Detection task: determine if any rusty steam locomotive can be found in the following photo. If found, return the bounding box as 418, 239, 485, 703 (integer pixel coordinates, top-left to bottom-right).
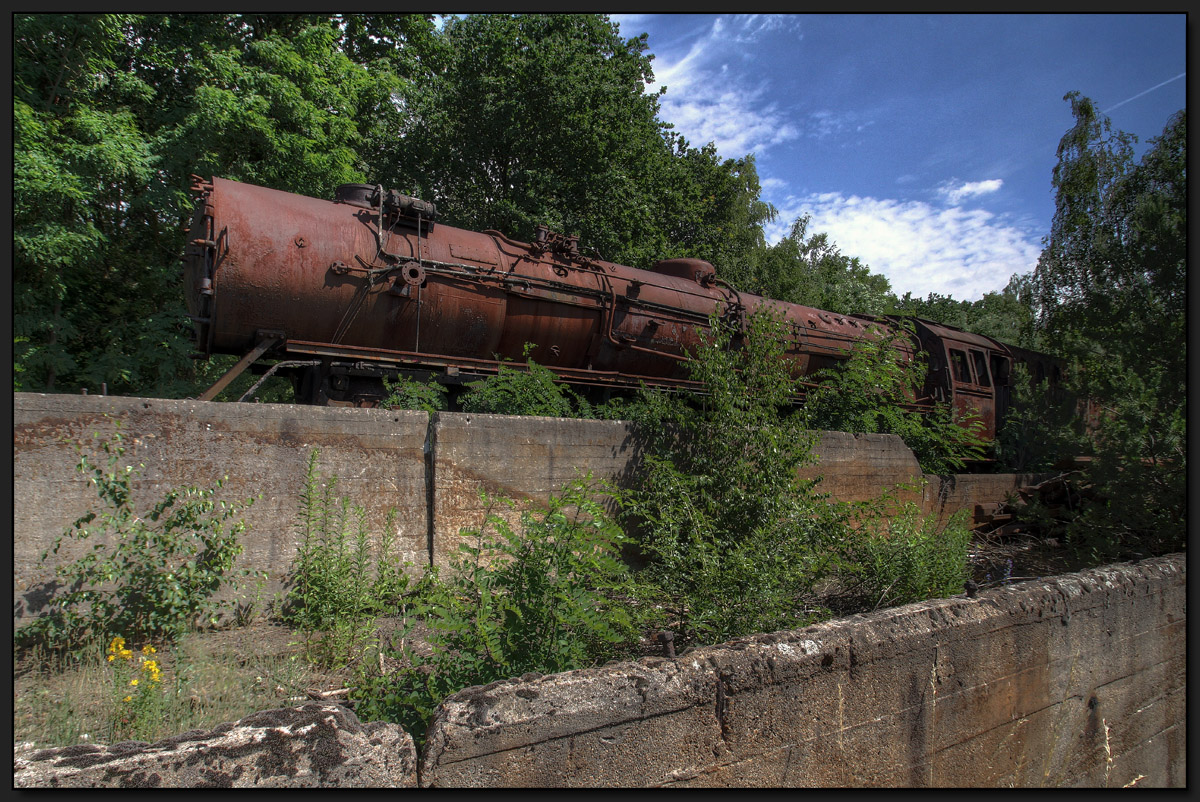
183, 177, 1060, 440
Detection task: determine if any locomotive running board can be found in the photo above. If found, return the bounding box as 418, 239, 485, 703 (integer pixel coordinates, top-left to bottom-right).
281, 339, 708, 393
197, 332, 284, 402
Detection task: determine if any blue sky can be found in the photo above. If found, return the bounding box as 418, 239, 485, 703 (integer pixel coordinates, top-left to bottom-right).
608, 14, 1187, 301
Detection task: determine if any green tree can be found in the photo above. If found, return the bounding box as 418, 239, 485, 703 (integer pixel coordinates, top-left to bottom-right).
617, 312, 845, 645
891, 277, 1038, 350
652, 139, 778, 280
389, 14, 669, 263
1029, 93, 1185, 562
13, 13, 423, 398
892, 291, 972, 331
964, 276, 1039, 349
385, 14, 778, 275
14, 14, 157, 393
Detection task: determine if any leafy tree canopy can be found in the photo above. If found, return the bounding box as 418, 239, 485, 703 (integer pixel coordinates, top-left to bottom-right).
1023, 93, 1185, 561
756, 214, 893, 316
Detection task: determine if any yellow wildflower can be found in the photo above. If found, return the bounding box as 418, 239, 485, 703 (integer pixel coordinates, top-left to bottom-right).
108, 637, 125, 654
142, 645, 156, 655
107, 655, 116, 662
129, 679, 138, 686
122, 696, 133, 703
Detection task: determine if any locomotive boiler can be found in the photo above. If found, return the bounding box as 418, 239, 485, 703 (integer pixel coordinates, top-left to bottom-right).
183, 177, 1059, 440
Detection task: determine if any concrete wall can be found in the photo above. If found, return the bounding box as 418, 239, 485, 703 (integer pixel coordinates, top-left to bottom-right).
13, 393, 1038, 622
427, 412, 643, 571
419, 554, 1185, 787
797, 430, 924, 500
12, 395, 1184, 787
13, 394, 429, 621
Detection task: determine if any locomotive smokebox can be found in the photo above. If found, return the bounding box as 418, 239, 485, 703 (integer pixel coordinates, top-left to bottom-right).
183, 177, 457, 361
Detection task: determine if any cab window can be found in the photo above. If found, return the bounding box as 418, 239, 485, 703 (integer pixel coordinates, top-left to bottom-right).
949, 349, 972, 383
970, 350, 991, 387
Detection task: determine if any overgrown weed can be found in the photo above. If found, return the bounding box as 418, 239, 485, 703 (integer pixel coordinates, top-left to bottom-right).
282, 451, 415, 669
15, 424, 256, 656
802, 320, 988, 474
13, 626, 319, 748
351, 478, 641, 747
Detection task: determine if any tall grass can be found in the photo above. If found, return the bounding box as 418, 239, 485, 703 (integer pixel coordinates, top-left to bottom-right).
13, 630, 319, 748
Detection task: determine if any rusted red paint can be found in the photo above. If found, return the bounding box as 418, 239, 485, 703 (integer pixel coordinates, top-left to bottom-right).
184, 178, 1060, 438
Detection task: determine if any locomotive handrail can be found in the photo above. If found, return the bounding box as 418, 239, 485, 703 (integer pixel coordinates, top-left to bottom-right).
330, 250, 884, 362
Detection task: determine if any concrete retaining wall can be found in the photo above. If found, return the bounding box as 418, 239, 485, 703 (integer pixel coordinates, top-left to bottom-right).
419, 554, 1186, 787
11, 394, 1184, 786
427, 412, 643, 571
13, 393, 1038, 622
797, 430, 924, 500
13, 394, 429, 621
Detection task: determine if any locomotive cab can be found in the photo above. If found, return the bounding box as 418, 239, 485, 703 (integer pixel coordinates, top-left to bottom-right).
902, 317, 1012, 441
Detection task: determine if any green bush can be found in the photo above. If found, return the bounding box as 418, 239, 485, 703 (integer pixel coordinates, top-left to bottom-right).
282, 451, 410, 668
993, 363, 1091, 472
380, 374, 449, 414
616, 311, 848, 646
459, 345, 594, 418
16, 427, 254, 654
614, 310, 980, 646
802, 322, 987, 474
994, 361, 1184, 565
1061, 388, 1184, 565
352, 478, 639, 746
834, 503, 973, 611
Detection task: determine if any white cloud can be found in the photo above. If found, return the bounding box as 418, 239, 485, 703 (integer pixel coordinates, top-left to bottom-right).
939, 179, 1004, 204
806, 109, 869, 141
618, 15, 1039, 300
608, 14, 652, 34
764, 192, 1042, 300
728, 14, 799, 43
646, 16, 803, 157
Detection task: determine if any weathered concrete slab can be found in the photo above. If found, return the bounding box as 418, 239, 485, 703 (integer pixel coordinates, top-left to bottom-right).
799, 430, 925, 502
13, 394, 429, 623
420, 555, 1185, 788
12, 393, 1065, 626
922, 472, 1044, 528
427, 412, 643, 570
13, 703, 417, 788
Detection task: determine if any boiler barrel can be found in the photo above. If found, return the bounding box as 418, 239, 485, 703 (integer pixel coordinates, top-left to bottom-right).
183, 177, 895, 384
